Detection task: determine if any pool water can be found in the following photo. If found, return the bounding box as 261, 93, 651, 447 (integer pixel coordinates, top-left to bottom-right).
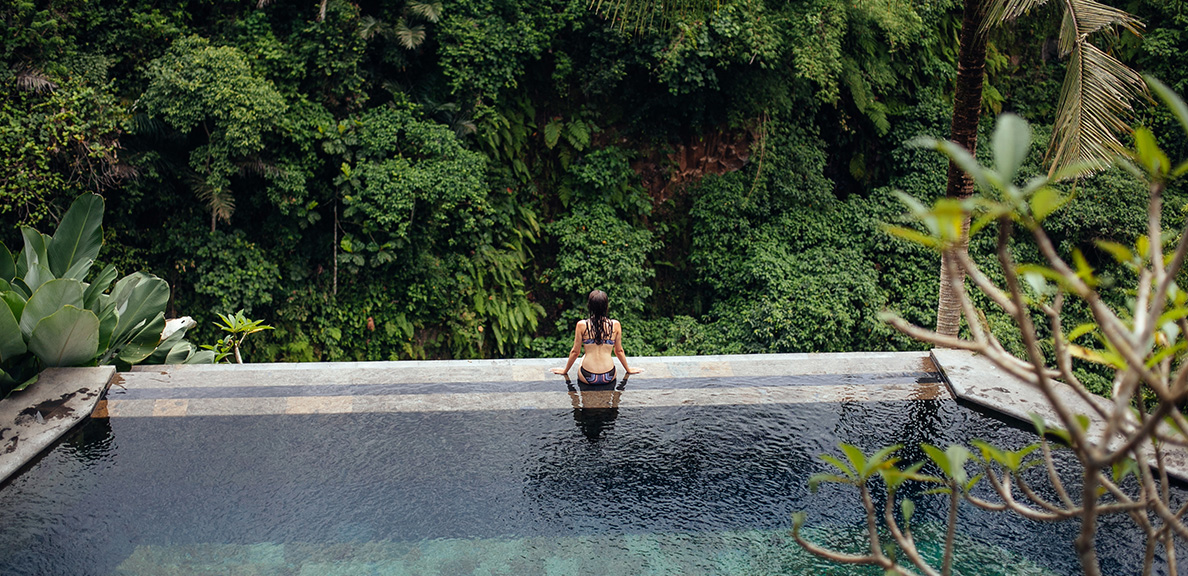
0, 375, 1178, 575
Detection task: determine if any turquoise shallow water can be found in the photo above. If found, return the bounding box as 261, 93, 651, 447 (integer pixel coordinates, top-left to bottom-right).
0, 386, 1180, 575
110, 526, 1057, 575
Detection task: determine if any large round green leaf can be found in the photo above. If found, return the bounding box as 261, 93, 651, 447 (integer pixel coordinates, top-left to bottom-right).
0, 300, 26, 362
19, 278, 85, 339
48, 193, 104, 278
28, 305, 100, 367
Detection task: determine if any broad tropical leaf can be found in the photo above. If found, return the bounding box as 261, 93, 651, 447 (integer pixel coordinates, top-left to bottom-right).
22, 263, 53, 294
28, 306, 100, 367
20, 228, 49, 272
116, 312, 166, 365
0, 301, 26, 362
47, 193, 104, 278
110, 273, 170, 346
1, 290, 24, 322
1147, 75, 1188, 138
83, 264, 118, 309
19, 278, 85, 339
0, 246, 14, 282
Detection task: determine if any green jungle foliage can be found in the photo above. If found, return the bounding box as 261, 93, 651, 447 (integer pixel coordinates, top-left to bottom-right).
2, 0, 1185, 362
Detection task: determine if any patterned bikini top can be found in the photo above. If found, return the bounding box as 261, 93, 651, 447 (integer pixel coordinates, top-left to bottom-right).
582, 319, 615, 345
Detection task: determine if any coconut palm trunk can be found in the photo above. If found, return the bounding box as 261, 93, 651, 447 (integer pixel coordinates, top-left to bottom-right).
936, 0, 989, 338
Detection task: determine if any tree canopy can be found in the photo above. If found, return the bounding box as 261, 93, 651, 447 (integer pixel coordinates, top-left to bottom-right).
1, 0, 1183, 364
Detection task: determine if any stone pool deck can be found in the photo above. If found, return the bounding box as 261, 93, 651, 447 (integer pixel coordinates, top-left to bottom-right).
97, 351, 944, 418
3, 349, 1187, 484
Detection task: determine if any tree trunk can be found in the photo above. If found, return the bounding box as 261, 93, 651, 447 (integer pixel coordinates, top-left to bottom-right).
936, 0, 989, 338
332, 199, 338, 296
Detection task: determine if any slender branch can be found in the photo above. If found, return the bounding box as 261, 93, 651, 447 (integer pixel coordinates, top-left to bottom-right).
943, 487, 958, 576
1076, 465, 1104, 576
882, 491, 942, 576
983, 468, 1066, 521
1039, 436, 1075, 509
955, 249, 1018, 315
1014, 472, 1078, 517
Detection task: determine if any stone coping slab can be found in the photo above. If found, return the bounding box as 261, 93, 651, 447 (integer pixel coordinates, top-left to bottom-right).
931, 348, 1188, 482
0, 366, 114, 486
98, 381, 949, 417
106, 351, 943, 417
123, 351, 937, 388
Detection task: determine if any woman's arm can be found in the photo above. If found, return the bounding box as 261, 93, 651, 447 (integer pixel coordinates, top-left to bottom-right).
552, 321, 583, 375
613, 321, 642, 374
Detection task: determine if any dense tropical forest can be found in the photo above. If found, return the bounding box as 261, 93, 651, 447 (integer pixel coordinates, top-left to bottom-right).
3, 0, 1187, 368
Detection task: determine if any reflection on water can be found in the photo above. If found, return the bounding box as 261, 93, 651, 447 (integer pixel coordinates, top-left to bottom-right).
0, 377, 1184, 575
566, 373, 630, 442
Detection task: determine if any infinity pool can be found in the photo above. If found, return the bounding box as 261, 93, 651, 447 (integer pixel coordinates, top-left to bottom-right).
0, 370, 1178, 575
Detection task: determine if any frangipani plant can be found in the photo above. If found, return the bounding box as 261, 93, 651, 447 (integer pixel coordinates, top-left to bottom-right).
795, 78, 1188, 576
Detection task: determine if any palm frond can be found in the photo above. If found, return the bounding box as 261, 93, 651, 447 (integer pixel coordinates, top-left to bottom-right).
358, 15, 385, 40
189, 174, 236, 225
588, 0, 716, 34
983, 0, 1049, 30
1047, 41, 1146, 175
394, 19, 426, 50
407, 1, 443, 23
1059, 0, 1142, 54
14, 68, 57, 93
236, 157, 280, 178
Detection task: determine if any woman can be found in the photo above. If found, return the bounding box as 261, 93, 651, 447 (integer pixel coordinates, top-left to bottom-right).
552, 290, 642, 384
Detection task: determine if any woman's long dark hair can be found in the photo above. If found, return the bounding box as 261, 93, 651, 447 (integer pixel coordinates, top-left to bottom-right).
586, 290, 611, 343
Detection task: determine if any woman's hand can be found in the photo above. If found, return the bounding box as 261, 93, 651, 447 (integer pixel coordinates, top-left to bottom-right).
625, 367, 643, 374
551, 368, 568, 375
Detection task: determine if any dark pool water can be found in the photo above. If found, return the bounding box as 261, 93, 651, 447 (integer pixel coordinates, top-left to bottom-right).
0, 390, 1181, 575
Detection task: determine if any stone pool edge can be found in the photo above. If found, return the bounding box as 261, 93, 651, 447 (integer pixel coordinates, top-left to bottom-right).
0, 366, 115, 486
931, 348, 1188, 483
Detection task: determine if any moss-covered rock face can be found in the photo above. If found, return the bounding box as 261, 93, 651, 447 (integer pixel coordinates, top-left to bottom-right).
1, 0, 1181, 361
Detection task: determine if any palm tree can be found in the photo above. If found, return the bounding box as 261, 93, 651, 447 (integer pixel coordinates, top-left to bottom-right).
935, 0, 1146, 337
586, 0, 1145, 337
